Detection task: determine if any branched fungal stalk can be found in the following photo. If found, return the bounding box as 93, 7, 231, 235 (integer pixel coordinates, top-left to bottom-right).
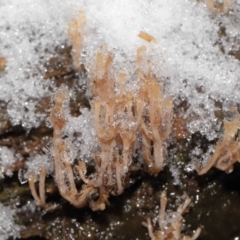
67, 11, 85, 71
27, 166, 47, 208
50, 85, 106, 210
142, 190, 201, 240
198, 116, 240, 175
136, 47, 173, 175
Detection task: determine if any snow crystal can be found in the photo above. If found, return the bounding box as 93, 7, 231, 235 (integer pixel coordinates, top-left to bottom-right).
65, 108, 98, 160
0, 203, 22, 239
0, 0, 82, 129
0, 146, 19, 178
169, 164, 181, 186
189, 145, 215, 170
26, 154, 53, 176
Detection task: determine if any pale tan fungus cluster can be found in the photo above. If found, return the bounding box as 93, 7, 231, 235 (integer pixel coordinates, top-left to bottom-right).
68, 11, 173, 178
50, 87, 104, 210
26, 11, 173, 211
142, 191, 201, 240
198, 116, 240, 175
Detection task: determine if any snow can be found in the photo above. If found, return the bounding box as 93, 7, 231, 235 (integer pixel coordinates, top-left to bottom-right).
0, 147, 20, 178
0, 203, 22, 239
1, 0, 240, 136
65, 108, 98, 160
1, 1, 240, 236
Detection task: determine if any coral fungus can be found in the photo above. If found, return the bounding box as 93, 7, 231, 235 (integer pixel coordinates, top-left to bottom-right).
27, 11, 173, 210
198, 116, 240, 175
142, 191, 201, 240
